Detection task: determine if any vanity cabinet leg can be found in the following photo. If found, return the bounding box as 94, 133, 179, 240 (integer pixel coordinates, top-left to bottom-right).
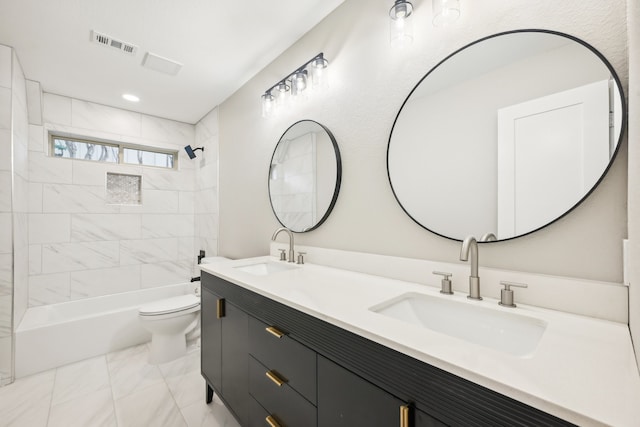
206, 384, 214, 404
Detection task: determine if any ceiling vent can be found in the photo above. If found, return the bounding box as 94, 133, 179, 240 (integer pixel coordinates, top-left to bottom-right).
91, 30, 138, 56
142, 52, 182, 76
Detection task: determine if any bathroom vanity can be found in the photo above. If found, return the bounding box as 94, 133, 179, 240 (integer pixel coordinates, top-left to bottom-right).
199, 257, 640, 426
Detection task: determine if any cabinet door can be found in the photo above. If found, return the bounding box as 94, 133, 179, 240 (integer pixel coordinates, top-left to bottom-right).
318, 356, 409, 427
222, 301, 250, 426
415, 409, 447, 427
201, 288, 222, 392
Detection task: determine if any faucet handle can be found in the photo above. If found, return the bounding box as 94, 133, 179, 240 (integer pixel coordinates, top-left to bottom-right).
499, 281, 528, 308
433, 271, 453, 295
278, 249, 287, 261
296, 252, 306, 265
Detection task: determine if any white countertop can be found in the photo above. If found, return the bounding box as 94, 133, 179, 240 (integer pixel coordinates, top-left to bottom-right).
201, 256, 640, 426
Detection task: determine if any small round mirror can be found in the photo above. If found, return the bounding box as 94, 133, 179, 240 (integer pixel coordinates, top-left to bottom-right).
269, 120, 341, 232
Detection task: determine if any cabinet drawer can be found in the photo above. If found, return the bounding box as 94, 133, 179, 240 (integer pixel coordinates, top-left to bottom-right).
248, 397, 273, 427
249, 316, 317, 404
249, 355, 317, 427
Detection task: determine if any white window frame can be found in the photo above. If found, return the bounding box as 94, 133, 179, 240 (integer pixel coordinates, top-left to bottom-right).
49, 133, 179, 170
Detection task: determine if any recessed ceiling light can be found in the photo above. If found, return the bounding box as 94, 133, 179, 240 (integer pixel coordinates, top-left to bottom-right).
122, 93, 140, 102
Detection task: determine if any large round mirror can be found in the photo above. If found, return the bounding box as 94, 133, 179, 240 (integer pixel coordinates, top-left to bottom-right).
388, 30, 626, 242
269, 120, 341, 232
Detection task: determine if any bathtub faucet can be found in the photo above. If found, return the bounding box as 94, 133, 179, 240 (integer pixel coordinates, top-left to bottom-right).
190, 276, 200, 282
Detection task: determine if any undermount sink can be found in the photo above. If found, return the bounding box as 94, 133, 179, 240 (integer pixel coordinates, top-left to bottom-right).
234, 261, 299, 276
370, 292, 546, 357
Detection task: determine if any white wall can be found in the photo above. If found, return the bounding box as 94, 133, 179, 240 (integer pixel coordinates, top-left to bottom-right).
627, 0, 640, 368
27, 93, 199, 305
218, 0, 627, 283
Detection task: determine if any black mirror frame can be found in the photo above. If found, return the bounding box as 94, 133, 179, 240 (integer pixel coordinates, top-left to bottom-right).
268, 119, 342, 233
386, 28, 627, 243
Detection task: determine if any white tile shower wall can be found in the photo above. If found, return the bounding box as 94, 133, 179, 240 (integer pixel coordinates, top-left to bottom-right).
194, 107, 220, 268
0, 45, 12, 384
0, 45, 30, 384
27, 93, 200, 307
25, 80, 42, 126
12, 51, 30, 375
0, 254, 11, 295
70, 265, 140, 299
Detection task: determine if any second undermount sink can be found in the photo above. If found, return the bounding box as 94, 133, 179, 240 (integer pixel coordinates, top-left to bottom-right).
370, 292, 547, 357
234, 261, 299, 276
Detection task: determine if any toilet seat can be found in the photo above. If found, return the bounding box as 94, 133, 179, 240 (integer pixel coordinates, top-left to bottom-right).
139, 294, 200, 316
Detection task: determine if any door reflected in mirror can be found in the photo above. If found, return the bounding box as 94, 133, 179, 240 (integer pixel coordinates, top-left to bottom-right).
269, 120, 341, 232
387, 30, 625, 241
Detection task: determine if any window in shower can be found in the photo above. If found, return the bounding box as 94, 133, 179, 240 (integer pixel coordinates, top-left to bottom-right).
51, 135, 119, 162
50, 134, 178, 169
123, 147, 174, 168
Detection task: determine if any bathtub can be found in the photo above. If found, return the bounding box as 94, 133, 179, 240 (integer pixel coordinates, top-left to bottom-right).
15, 283, 196, 378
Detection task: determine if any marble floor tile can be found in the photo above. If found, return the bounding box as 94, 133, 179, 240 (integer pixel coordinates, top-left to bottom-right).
0, 370, 55, 427
114, 381, 187, 427
48, 388, 116, 427
106, 343, 164, 399
159, 349, 200, 378
165, 369, 205, 410
105, 341, 149, 363
0, 342, 238, 427
180, 395, 241, 427
160, 350, 203, 408
51, 355, 111, 405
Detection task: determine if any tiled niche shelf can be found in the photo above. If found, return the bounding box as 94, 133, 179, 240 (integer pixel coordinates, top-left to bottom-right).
106, 172, 142, 205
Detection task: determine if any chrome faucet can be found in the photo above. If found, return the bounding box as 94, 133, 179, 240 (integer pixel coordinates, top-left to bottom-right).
460, 235, 481, 300
479, 232, 497, 242
271, 227, 295, 263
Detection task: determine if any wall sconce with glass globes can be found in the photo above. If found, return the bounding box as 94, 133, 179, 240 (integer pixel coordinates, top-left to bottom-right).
432, 0, 460, 26
261, 53, 329, 118
389, 0, 414, 49
389, 0, 461, 48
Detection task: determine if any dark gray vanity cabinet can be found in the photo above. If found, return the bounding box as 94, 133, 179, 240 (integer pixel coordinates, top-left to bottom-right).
318, 355, 411, 427
201, 288, 222, 392
317, 356, 445, 427
248, 316, 317, 427
221, 299, 250, 425
201, 287, 249, 426
201, 271, 575, 427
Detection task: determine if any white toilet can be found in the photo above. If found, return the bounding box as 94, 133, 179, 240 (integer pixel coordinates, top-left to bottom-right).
138, 294, 200, 364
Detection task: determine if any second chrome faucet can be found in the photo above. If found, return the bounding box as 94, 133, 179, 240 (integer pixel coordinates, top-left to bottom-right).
460, 235, 481, 300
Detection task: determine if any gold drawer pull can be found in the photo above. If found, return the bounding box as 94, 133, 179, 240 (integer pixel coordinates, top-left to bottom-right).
265, 326, 284, 338
266, 415, 281, 427
400, 405, 410, 427
265, 370, 285, 387
216, 299, 225, 318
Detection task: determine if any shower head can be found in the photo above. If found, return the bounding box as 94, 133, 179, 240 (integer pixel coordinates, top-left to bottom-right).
184, 145, 204, 159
